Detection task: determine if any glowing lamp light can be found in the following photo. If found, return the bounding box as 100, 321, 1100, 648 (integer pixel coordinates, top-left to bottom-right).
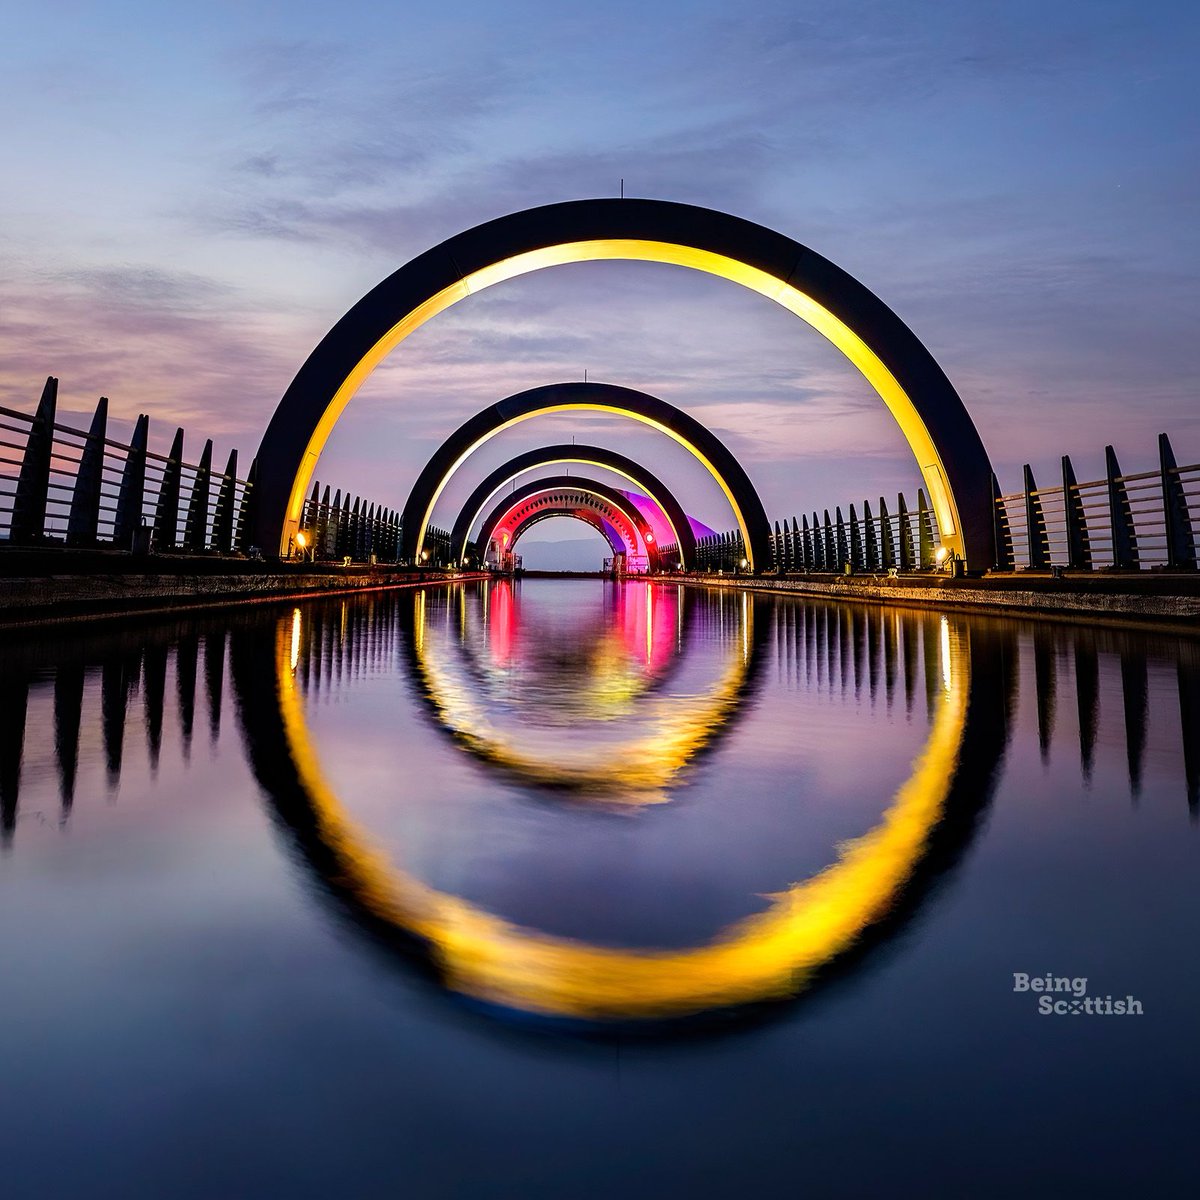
295, 531, 308, 548
740, 558, 748, 569
935, 546, 950, 565
420, 549, 429, 561
645, 531, 655, 544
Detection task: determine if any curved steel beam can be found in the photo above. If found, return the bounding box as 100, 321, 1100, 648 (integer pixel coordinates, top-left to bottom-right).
399, 382, 768, 569
500, 506, 628, 558
449, 443, 697, 567
252, 198, 994, 569
478, 475, 663, 570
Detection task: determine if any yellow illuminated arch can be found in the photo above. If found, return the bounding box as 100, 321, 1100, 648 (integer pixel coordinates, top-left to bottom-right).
254, 201, 995, 570
417, 400, 741, 566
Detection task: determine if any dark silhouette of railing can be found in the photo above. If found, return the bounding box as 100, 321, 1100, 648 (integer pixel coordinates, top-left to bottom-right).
992, 433, 1198, 571
764, 490, 942, 574
0, 378, 402, 562
698, 491, 942, 575
0, 379, 255, 552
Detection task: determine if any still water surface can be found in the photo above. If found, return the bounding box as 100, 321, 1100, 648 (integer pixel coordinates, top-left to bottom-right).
1, 580, 1196, 1196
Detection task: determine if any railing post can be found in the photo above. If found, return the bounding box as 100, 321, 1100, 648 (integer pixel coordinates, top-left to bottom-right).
183, 438, 213, 552
67, 396, 108, 547
991, 472, 1014, 571
1106, 445, 1139, 569
330, 489, 343, 559
1062, 454, 1091, 570
878, 496, 895, 570
834, 507, 848, 570
798, 514, 809, 569
1023, 465, 1049, 569
790, 517, 800, 571
863, 499, 877, 569
114, 414, 149, 550
917, 487, 935, 569
236, 457, 258, 554
10, 376, 58, 543
302, 481, 320, 539
337, 493, 351, 559
1160, 432, 1196, 569
154, 427, 184, 552
211, 449, 238, 553
897, 493, 913, 570
849, 504, 864, 570
318, 486, 332, 558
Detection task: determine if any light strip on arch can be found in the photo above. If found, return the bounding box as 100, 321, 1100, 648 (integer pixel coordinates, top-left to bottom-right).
272, 238, 971, 564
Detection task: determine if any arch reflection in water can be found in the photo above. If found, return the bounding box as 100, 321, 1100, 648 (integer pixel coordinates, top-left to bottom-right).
3, 594, 1198, 1029
231, 588, 1004, 1025
397, 581, 765, 799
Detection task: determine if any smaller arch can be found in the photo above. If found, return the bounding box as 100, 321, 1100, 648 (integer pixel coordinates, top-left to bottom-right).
478, 476, 663, 571
450, 443, 698, 567
400, 382, 771, 570
502, 507, 629, 559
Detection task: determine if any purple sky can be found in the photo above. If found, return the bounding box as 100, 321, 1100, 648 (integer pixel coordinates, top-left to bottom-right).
2, 0, 1197, 553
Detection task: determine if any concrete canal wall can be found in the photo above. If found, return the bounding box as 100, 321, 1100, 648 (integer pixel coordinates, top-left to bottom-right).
0, 549, 485, 628
661, 570, 1200, 629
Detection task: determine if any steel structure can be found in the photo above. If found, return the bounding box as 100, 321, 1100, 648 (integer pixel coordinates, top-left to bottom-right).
251, 198, 993, 569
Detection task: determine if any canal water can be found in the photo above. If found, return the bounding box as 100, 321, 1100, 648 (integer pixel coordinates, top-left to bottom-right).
1, 580, 1195, 1197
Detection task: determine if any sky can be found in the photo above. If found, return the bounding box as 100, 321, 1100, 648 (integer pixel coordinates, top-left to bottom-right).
2, 0, 1197, 562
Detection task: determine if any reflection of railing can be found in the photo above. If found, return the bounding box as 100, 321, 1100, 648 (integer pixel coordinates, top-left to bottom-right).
3, 589, 1197, 852
992, 434, 1198, 571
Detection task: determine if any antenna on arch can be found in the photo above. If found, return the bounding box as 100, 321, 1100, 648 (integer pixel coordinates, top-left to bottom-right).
583, 368, 588, 383
620, 178, 624, 199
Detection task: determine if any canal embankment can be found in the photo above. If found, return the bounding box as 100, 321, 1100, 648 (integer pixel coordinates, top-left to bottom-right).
0, 548, 485, 629
660, 570, 1200, 630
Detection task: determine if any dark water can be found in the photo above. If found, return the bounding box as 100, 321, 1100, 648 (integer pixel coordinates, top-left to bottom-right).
1, 580, 1196, 1197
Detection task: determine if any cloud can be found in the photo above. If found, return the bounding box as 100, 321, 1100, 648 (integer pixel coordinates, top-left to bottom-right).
0, 263, 301, 454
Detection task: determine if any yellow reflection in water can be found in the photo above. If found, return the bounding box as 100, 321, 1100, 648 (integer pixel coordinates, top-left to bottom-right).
274, 601, 971, 1021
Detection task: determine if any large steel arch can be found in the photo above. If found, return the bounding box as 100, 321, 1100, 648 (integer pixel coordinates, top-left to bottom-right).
449, 443, 697, 568
251, 198, 995, 569
400, 382, 769, 569
478, 475, 663, 570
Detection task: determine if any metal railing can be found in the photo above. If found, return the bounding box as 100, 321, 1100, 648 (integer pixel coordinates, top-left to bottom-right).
1, 378, 403, 562
993, 434, 1198, 571
767, 490, 942, 574
0, 378, 254, 553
